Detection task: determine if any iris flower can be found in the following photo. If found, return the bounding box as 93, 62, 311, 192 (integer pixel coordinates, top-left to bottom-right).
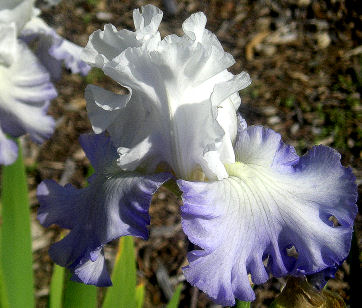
0, 0, 90, 78
37, 5, 357, 305
0, 22, 56, 164
0, 0, 89, 165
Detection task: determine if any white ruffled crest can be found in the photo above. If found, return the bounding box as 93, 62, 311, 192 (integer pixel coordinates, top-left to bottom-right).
82, 4, 162, 69
85, 6, 251, 180
133, 4, 163, 41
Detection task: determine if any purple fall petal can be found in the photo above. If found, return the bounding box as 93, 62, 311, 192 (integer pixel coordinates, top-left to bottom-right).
37, 133, 172, 285
70, 248, 112, 286
307, 263, 341, 290
178, 126, 357, 305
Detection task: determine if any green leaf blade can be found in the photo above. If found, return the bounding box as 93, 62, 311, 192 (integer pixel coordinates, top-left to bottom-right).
0, 258, 9, 308
166, 284, 183, 308
49, 264, 65, 308
0, 141, 34, 308
102, 236, 137, 308
236, 299, 251, 308
135, 283, 145, 308
63, 271, 97, 308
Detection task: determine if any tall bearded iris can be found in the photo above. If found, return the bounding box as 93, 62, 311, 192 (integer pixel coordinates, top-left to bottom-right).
0, 0, 90, 164
37, 5, 357, 305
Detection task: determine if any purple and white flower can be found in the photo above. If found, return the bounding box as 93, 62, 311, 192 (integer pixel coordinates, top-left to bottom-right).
0, 0, 90, 164
0, 22, 56, 164
37, 5, 357, 305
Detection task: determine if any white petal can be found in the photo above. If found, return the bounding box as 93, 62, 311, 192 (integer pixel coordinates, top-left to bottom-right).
84, 6, 251, 180
82, 5, 162, 68
133, 4, 163, 40
0, 0, 37, 33
211, 72, 251, 107
85, 85, 131, 134
182, 12, 207, 42
0, 23, 17, 66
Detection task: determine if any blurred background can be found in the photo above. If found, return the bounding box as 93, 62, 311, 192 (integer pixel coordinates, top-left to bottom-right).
28, 0, 361, 307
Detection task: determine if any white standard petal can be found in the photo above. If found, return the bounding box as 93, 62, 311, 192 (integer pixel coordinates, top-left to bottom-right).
82, 5, 162, 68
87, 8, 251, 180
179, 126, 357, 305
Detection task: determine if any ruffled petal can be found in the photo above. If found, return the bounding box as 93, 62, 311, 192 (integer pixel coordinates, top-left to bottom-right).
82, 5, 162, 68
85, 6, 250, 180
307, 263, 340, 290
37, 133, 172, 285
0, 32, 56, 143
21, 17, 90, 79
133, 4, 163, 40
179, 126, 357, 305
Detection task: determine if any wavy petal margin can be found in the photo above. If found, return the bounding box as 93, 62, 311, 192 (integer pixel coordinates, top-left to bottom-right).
82, 5, 162, 68
179, 126, 357, 305
37, 133, 172, 285
84, 5, 250, 180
